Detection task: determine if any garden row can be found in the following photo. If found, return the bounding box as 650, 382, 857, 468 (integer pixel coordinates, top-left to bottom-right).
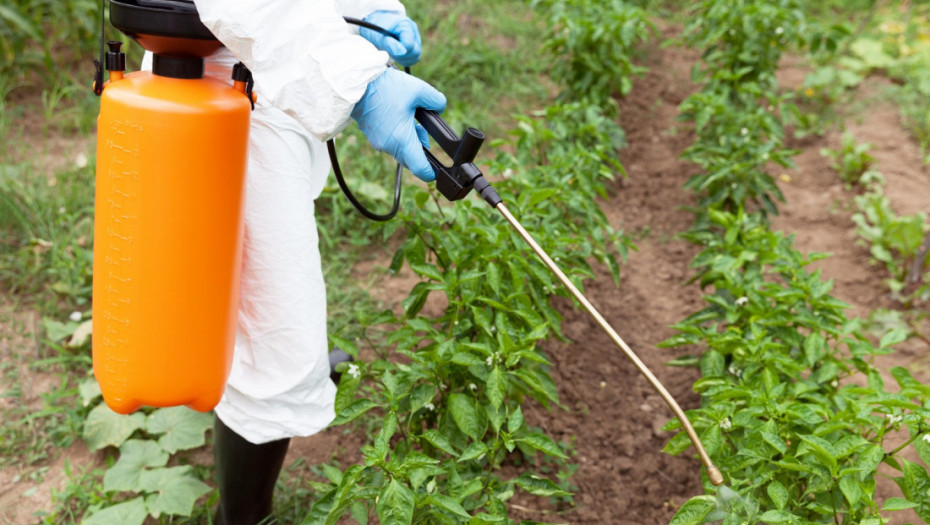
660, 1, 930, 524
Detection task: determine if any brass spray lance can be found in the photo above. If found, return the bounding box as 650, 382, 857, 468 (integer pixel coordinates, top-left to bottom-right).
415, 109, 725, 487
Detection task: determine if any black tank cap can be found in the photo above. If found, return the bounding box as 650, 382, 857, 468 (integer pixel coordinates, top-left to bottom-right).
153, 54, 204, 79
110, 0, 216, 41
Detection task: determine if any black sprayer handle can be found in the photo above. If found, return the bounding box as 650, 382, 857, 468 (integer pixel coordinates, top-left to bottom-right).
415, 109, 499, 206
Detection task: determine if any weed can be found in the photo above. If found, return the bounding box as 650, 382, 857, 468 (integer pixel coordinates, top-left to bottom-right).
853, 188, 930, 305
820, 131, 875, 188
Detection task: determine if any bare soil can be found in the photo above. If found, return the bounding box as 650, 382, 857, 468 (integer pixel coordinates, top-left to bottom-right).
2, 27, 929, 525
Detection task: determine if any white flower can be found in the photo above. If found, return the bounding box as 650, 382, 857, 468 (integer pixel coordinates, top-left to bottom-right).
736, 296, 749, 306
762, 152, 770, 161
424, 402, 435, 412
830, 379, 839, 388
888, 414, 903, 425
922, 434, 930, 444
775, 27, 784, 35
468, 383, 477, 392
502, 168, 514, 179
58, 207, 66, 215
486, 355, 494, 366
69, 311, 82, 322
74, 153, 88, 169
740, 127, 748, 136
720, 418, 732, 430
347, 363, 361, 379
728, 363, 742, 378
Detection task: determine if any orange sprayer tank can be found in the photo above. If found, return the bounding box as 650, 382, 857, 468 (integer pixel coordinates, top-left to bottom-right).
93, 0, 252, 414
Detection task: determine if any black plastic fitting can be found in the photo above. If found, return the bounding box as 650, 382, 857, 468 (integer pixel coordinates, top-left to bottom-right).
414, 109, 500, 207
106, 41, 126, 71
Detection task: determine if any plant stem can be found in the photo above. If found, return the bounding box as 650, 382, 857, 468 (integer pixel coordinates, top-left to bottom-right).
886, 432, 920, 458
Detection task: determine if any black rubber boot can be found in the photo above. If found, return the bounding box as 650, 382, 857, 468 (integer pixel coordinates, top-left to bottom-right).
213, 417, 290, 525
328, 348, 354, 384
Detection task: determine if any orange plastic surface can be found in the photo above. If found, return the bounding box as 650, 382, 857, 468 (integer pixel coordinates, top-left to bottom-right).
93, 71, 251, 414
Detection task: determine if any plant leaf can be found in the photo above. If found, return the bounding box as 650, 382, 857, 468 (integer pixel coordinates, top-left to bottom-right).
376, 479, 415, 525
448, 393, 481, 440
81, 497, 147, 525
145, 407, 213, 453
140, 466, 212, 518
513, 474, 569, 497
668, 495, 715, 525
103, 439, 169, 492
83, 404, 146, 451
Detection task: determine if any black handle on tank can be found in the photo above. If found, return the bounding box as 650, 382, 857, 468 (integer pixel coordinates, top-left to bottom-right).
415, 109, 498, 206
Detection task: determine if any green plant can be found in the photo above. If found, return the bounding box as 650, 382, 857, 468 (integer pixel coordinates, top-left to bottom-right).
820, 131, 875, 187
663, 209, 930, 524
853, 188, 930, 305
77, 397, 216, 525
674, 0, 809, 217
532, 0, 654, 102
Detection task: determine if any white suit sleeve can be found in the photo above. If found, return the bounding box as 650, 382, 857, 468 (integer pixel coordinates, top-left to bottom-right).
193, 0, 390, 141
334, 0, 406, 19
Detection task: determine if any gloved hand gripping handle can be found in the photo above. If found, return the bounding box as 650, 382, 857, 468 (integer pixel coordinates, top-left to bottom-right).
414, 109, 501, 207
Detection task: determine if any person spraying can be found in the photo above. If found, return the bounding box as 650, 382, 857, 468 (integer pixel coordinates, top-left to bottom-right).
94, 0, 443, 522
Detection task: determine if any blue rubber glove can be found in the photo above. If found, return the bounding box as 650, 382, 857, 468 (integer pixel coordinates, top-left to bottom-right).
352, 68, 447, 182
360, 10, 422, 67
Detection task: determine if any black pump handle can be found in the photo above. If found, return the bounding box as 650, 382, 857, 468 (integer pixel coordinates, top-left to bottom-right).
414, 109, 491, 203
416, 108, 460, 158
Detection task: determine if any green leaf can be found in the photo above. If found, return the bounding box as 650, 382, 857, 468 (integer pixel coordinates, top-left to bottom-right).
458, 441, 489, 462
759, 510, 799, 523
668, 495, 715, 525
332, 399, 379, 426
42, 318, 78, 342
420, 430, 456, 456
81, 497, 147, 525
375, 413, 398, 460
376, 479, 415, 525
516, 433, 568, 459
882, 497, 918, 511
798, 434, 838, 477
79, 377, 102, 407
507, 406, 524, 434
424, 493, 470, 519
103, 440, 169, 492
486, 368, 505, 409
914, 434, 930, 468
880, 328, 908, 349
448, 393, 481, 440
766, 480, 788, 510
145, 407, 213, 453
409, 261, 444, 282
140, 466, 212, 518
83, 404, 146, 451
839, 476, 862, 507
513, 474, 570, 498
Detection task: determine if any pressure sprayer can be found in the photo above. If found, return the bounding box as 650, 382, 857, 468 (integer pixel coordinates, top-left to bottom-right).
89, 0, 722, 486
91, 0, 254, 414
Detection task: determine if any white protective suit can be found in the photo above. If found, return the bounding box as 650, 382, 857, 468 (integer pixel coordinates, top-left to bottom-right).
142, 0, 406, 444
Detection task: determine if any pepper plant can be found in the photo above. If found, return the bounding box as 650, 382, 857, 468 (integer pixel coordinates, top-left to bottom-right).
663, 210, 930, 524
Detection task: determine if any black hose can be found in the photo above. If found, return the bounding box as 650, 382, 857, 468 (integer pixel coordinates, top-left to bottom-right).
329, 16, 407, 222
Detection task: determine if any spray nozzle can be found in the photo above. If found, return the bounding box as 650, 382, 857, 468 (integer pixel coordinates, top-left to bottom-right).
415, 109, 501, 207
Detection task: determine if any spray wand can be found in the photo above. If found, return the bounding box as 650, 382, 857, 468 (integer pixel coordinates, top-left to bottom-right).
411, 109, 724, 486
334, 16, 723, 486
